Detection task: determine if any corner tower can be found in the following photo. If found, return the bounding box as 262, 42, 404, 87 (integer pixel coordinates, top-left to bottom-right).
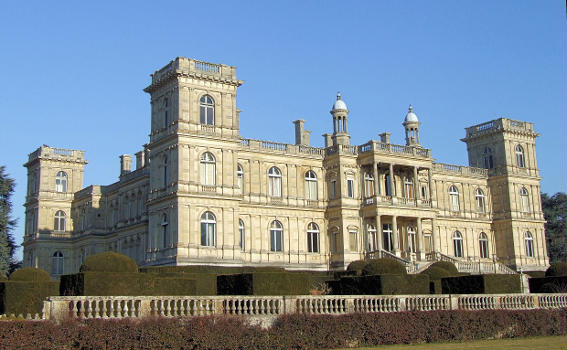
330, 92, 350, 146
403, 105, 420, 146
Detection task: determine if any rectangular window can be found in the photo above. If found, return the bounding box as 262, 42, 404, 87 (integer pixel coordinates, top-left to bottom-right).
347, 178, 354, 198
349, 231, 357, 251
330, 180, 336, 199
421, 186, 427, 199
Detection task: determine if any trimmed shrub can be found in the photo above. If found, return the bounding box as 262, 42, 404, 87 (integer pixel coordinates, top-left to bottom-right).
362, 258, 407, 276
9, 267, 50, 282
427, 261, 458, 275
0, 281, 59, 315
346, 260, 367, 276
217, 272, 311, 295
421, 266, 453, 294
545, 262, 567, 277
525, 270, 546, 278
331, 274, 429, 295
529, 276, 567, 293
139, 265, 285, 275
442, 274, 521, 294
80, 252, 138, 273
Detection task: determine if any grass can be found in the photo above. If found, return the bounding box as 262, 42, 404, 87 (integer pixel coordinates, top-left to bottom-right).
336, 336, 567, 350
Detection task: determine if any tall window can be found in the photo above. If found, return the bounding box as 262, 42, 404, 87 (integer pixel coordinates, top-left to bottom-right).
52, 251, 64, 275
200, 211, 216, 247
364, 173, 374, 197
515, 145, 525, 168
484, 147, 494, 169
347, 178, 354, 198
349, 230, 357, 251
479, 232, 489, 259
200, 95, 215, 125
475, 188, 486, 213
236, 164, 244, 194
453, 231, 463, 258
367, 224, 377, 251
404, 176, 414, 199
384, 174, 392, 196
54, 210, 66, 232
164, 98, 169, 128
331, 230, 339, 253
382, 224, 393, 252
238, 219, 245, 251
161, 214, 168, 248
407, 226, 416, 253
163, 156, 169, 187
525, 231, 534, 257
424, 233, 432, 253
305, 171, 318, 200
268, 167, 282, 197
520, 187, 530, 213
270, 220, 283, 252
449, 185, 460, 211
200, 152, 216, 186
307, 222, 319, 253
55, 171, 67, 192
330, 180, 337, 199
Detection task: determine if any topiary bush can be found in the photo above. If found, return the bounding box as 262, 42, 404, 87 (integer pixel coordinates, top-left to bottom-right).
346, 260, 367, 276
545, 262, 567, 277
362, 258, 407, 276
9, 268, 50, 282
428, 261, 458, 275
421, 266, 452, 280
80, 252, 138, 273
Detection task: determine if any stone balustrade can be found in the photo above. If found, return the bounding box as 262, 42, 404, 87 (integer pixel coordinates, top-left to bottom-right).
42, 293, 567, 322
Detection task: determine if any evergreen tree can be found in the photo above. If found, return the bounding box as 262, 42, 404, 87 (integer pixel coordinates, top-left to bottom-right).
542, 192, 567, 264
0, 166, 17, 278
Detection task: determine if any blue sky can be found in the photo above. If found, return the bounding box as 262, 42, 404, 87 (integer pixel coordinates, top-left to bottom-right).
1, 1, 565, 259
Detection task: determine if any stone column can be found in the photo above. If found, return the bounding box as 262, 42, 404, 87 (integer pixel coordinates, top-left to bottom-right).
389, 163, 395, 197
416, 218, 425, 260
375, 214, 382, 252
392, 215, 400, 256
372, 162, 379, 197
432, 218, 440, 252
413, 166, 419, 200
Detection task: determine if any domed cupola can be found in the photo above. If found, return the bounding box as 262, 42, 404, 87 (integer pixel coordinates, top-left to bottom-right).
329, 92, 351, 146
331, 92, 348, 112
403, 104, 421, 146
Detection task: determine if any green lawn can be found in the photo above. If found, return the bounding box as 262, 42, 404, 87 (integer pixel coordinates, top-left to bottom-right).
336, 336, 567, 350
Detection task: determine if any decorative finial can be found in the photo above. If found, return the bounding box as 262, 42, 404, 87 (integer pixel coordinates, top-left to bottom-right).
337, 91, 341, 100
408, 104, 413, 112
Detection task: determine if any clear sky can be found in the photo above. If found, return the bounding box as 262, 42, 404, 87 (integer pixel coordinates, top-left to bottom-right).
1, 1, 565, 260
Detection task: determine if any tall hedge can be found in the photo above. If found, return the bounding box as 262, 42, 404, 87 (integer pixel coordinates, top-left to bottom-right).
0, 267, 58, 315
442, 274, 521, 294
362, 258, 407, 276
80, 252, 138, 273
546, 262, 567, 277
217, 272, 311, 295
330, 274, 429, 295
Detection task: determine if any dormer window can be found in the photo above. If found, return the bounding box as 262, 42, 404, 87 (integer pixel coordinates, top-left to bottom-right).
200, 95, 215, 125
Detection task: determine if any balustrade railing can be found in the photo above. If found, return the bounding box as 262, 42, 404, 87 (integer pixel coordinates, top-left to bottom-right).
43, 293, 567, 322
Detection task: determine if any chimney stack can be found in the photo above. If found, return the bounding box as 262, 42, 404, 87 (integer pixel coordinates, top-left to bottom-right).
293, 119, 311, 146
120, 154, 132, 176
379, 132, 391, 144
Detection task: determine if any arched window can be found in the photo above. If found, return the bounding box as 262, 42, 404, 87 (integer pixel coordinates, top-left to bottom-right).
382, 224, 393, 252
307, 222, 319, 253
164, 98, 169, 128
449, 185, 460, 211
404, 177, 414, 199
515, 145, 525, 168
483, 147, 494, 169
55, 171, 67, 192
238, 219, 245, 251
364, 172, 374, 198
200, 95, 215, 125
453, 231, 463, 258
200, 211, 216, 247
407, 226, 416, 253
54, 210, 66, 232
200, 152, 216, 186
520, 187, 530, 213
367, 224, 377, 251
52, 251, 64, 275
305, 170, 318, 200
475, 188, 486, 213
525, 231, 534, 257
268, 167, 282, 197
161, 214, 168, 248
236, 164, 244, 194
163, 156, 169, 187
269, 220, 283, 252
479, 232, 489, 259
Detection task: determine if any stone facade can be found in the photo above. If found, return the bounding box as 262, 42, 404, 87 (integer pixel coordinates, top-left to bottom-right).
22, 57, 549, 278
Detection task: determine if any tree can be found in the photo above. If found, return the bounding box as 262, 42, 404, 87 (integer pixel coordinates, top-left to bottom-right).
0, 166, 18, 277
542, 192, 567, 264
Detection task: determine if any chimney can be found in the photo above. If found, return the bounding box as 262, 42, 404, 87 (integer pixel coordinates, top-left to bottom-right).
323, 133, 333, 148
293, 119, 311, 146
120, 154, 132, 176
135, 151, 145, 169
379, 132, 391, 144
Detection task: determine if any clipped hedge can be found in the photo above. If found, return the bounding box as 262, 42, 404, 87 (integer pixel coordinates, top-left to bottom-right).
428, 261, 458, 275
442, 274, 521, 294
0, 281, 59, 315
139, 265, 285, 275
362, 258, 407, 276
330, 274, 429, 295
60, 272, 196, 296
0, 309, 565, 350
529, 276, 567, 293
421, 266, 452, 294
546, 262, 567, 277
217, 272, 311, 295
9, 267, 50, 282
80, 252, 138, 273
346, 260, 367, 276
